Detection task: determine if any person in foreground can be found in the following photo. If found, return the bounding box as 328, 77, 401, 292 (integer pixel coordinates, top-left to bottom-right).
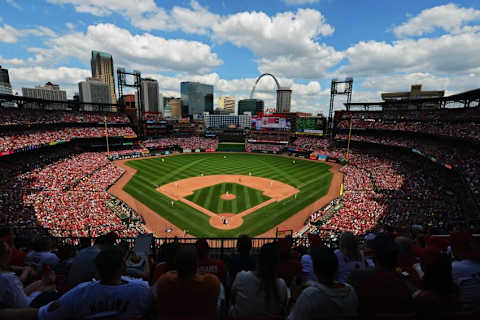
38, 246, 154, 320
289, 246, 358, 320
229, 242, 289, 318
154, 245, 222, 320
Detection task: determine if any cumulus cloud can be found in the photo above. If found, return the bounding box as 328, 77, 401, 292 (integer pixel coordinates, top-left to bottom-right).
338, 32, 480, 77
29, 24, 222, 74
0, 56, 25, 66
0, 23, 56, 43
394, 4, 480, 38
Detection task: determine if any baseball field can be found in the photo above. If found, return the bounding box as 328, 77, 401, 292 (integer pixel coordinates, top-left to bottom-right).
116, 153, 336, 237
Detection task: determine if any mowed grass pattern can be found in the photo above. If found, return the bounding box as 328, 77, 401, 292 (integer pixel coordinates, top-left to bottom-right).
123, 153, 333, 237
186, 183, 270, 214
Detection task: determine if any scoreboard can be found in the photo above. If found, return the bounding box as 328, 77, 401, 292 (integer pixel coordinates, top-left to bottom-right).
296, 117, 325, 135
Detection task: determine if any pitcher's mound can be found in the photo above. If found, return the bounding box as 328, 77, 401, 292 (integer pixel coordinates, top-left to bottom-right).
220, 193, 236, 200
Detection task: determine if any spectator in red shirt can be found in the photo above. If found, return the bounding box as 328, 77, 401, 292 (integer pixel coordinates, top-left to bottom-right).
196, 239, 227, 283
151, 242, 177, 285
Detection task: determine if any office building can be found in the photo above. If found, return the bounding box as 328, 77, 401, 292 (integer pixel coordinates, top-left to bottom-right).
276, 87, 292, 112
22, 82, 67, 109
0, 65, 15, 107
138, 78, 161, 113
204, 113, 251, 129
91, 50, 117, 104
79, 78, 111, 111
180, 82, 214, 117
164, 97, 181, 119
238, 99, 264, 115
218, 96, 235, 113
381, 84, 445, 110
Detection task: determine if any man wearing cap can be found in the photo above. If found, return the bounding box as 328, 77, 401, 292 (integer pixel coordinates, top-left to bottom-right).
38, 246, 153, 320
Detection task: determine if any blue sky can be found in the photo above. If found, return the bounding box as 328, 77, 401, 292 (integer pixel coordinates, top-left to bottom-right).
1, 0, 480, 114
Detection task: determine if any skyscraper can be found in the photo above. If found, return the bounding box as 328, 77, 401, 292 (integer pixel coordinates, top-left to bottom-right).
91, 50, 117, 104
218, 96, 236, 113
276, 87, 292, 112
180, 82, 213, 117
79, 78, 111, 111
0, 65, 15, 108
138, 78, 161, 113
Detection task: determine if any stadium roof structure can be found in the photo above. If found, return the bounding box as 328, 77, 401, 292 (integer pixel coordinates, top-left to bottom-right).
345, 88, 480, 111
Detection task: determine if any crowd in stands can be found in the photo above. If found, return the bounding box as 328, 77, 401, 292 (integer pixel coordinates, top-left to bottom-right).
144, 136, 217, 150
0, 108, 130, 126
337, 119, 480, 141
340, 108, 480, 122
0, 151, 145, 238
246, 143, 285, 153
291, 136, 329, 151
1, 229, 479, 319
0, 127, 136, 153
335, 133, 480, 204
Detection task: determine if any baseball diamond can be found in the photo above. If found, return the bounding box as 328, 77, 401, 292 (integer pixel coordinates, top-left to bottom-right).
110, 153, 342, 237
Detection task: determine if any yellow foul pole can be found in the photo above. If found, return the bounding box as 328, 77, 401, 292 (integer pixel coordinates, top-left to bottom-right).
104, 115, 110, 158
346, 118, 353, 162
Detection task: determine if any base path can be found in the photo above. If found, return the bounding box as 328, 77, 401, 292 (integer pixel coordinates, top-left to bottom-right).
109, 154, 343, 238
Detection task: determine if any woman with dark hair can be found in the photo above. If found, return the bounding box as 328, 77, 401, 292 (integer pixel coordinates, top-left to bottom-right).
334, 231, 366, 282
229, 243, 289, 318
414, 254, 461, 319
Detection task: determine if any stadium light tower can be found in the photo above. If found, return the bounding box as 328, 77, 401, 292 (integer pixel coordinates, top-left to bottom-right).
328, 78, 353, 139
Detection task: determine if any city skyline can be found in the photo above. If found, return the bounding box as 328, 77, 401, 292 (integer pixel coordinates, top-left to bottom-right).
1, 0, 480, 115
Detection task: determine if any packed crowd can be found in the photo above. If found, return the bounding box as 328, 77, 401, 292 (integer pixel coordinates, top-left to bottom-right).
144, 136, 217, 150
335, 133, 480, 204
340, 108, 480, 122
1, 229, 479, 319
0, 127, 136, 153
291, 136, 329, 152
337, 119, 480, 141
0, 150, 145, 238
246, 143, 285, 153
0, 108, 130, 126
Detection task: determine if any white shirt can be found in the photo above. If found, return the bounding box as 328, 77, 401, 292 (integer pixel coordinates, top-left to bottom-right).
38, 279, 154, 320
25, 251, 59, 270
0, 272, 31, 309
452, 259, 480, 311
289, 282, 358, 320
334, 249, 366, 283
229, 271, 289, 318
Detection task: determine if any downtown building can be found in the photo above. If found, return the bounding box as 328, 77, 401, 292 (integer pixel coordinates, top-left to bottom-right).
78, 78, 111, 111
218, 95, 236, 113
164, 97, 181, 119
238, 99, 264, 115
0, 65, 15, 108
137, 78, 162, 113
22, 82, 67, 109
204, 113, 251, 129
91, 50, 117, 104
180, 82, 214, 117
276, 87, 292, 112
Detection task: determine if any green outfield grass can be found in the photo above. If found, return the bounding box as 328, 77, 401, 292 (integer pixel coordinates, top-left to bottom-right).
123, 153, 333, 237
185, 182, 270, 214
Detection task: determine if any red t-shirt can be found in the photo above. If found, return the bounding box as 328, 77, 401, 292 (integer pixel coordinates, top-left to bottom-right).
277, 258, 302, 285
197, 257, 226, 282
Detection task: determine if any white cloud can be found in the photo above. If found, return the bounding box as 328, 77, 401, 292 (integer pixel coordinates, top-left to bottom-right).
29, 24, 222, 74
283, 0, 319, 5
0, 23, 56, 43
0, 56, 25, 66
9, 66, 91, 96
338, 32, 480, 77
394, 4, 480, 38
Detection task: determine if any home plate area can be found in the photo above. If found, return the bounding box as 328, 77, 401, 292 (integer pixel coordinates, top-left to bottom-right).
156, 175, 299, 230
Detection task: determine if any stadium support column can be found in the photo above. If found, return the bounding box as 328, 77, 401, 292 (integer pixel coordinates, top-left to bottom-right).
328, 78, 353, 140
